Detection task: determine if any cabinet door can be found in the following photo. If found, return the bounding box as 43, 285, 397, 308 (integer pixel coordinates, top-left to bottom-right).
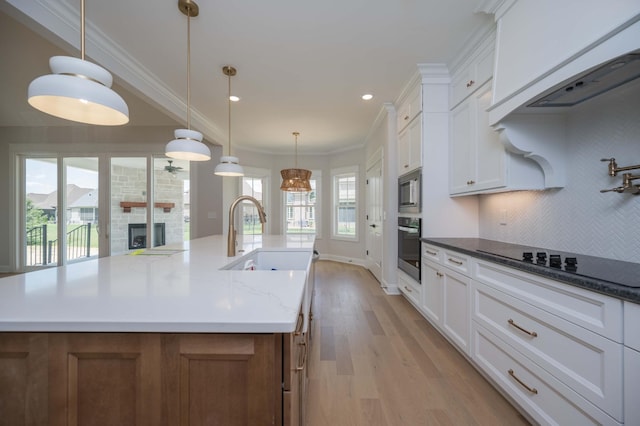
161, 333, 279, 426
0, 333, 48, 426
442, 268, 471, 354
398, 116, 422, 174
408, 116, 422, 172
397, 125, 411, 174
450, 82, 506, 195
449, 99, 475, 194
421, 258, 443, 325
48, 333, 162, 426
625, 347, 640, 426
473, 83, 505, 191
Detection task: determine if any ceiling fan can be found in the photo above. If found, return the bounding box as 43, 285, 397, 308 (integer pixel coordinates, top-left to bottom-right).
164, 160, 184, 175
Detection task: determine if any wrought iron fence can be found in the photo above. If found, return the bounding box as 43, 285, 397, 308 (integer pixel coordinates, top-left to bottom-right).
26, 224, 93, 266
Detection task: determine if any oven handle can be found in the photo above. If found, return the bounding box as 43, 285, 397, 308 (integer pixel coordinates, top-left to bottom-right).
398, 226, 419, 233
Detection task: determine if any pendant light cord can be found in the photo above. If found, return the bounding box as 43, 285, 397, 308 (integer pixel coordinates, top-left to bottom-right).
186, 9, 192, 130
294, 132, 299, 169
80, 0, 85, 60
228, 70, 231, 157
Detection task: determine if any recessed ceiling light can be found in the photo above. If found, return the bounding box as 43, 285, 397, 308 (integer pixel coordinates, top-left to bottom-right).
362, 94, 374, 101
229, 95, 240, 102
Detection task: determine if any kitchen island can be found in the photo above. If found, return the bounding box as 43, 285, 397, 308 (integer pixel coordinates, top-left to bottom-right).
0, 234, 315, 426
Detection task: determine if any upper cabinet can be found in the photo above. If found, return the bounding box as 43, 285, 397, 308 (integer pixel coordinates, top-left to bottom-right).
448, 31, 546, 196
488, 0, 640, 124
450, 40, 494, 110
396, 82, 422, 174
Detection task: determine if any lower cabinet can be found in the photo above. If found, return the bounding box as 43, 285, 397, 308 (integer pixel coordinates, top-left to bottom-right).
420, 245, 471, 355
417, 243, 634, 425
0, 330, 305, 426
398, 269, 421, 307
472, 323, 620, 426
283, 313, 309, 426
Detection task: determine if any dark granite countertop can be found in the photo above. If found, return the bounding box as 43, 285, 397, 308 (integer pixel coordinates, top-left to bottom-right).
422, 238, 640, 304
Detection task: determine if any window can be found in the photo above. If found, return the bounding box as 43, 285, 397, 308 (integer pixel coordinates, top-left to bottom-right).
240, 172, 268, 235
284, 172, 319, 235
332, 167, 358, 240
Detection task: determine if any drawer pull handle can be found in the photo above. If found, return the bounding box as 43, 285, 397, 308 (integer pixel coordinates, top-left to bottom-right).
466, 80, 475, 88
448, 258, 463, 266
425, 250, 437, 256
436, 272, 444, 278
508, 369, 538, 394
296, 341, 308, 371
404, 285, 413, 293
294, 313, 304, 336
508, 319, 538, 337
404, 115, 410, 121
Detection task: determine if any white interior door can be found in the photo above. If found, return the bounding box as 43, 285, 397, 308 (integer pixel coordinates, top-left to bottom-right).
366, 157, 383, 283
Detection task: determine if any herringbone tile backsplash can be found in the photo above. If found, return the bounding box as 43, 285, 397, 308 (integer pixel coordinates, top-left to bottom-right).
479, 80, 640, 263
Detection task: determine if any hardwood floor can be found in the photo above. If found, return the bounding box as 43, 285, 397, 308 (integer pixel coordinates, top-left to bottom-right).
306, 261, 530, 426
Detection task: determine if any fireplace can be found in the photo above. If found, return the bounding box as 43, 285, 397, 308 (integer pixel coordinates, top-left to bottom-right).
128, 223, 166, 249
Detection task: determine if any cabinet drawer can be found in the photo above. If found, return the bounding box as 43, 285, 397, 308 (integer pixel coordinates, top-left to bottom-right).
398, 269, 421, 306
422, 243, 441, 263
473, 280, 623, 420
472, 323, 621, 426
473, 259, 623, 342
442, 250, 470, 276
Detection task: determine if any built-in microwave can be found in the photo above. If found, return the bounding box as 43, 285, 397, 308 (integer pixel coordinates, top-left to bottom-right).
398, 169, 421, 213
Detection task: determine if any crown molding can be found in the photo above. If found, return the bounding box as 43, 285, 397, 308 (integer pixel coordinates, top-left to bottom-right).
5, 0, 225, 147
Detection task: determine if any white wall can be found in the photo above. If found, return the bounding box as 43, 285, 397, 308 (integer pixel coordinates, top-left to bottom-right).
235, 145, 367, 261
479, 78, 640, 262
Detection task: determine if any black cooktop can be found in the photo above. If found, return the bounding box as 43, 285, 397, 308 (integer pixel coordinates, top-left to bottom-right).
423, 238, 640, 303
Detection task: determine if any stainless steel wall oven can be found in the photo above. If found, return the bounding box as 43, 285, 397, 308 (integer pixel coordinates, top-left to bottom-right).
398, 216, 421, 282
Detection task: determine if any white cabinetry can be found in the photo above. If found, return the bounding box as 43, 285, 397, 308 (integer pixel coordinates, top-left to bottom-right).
398, 116, 422, 175
421, 243, 471, 355
398, 268, 420, 308
450, 82, 507, 195
471, 259, 624, 424
450, 37, 494, 110
624, 302, 640, 426
396, 84, 422, 174
448, 29, 546, 196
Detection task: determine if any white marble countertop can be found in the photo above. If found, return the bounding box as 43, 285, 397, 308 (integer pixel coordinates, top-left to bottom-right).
0, 235, 315, 333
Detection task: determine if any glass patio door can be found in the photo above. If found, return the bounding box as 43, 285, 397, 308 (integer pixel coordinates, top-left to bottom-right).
23, 157, 100, 270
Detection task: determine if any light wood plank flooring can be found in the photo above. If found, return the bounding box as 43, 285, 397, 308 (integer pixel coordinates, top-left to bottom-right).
306, 260, 530, 426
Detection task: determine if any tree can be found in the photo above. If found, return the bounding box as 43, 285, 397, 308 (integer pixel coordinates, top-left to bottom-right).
26, 199, 48, 230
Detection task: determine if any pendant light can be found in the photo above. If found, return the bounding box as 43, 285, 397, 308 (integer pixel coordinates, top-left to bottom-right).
165, 0, 211, 162
27, 0, 129, 126
280, 132, 312, 192
214, 66, 244, 176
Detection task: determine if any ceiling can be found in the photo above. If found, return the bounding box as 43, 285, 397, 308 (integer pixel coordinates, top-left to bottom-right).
1, 0, 493, 154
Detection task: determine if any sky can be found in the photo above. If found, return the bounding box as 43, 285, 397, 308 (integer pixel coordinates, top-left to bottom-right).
26, 159, 98, 194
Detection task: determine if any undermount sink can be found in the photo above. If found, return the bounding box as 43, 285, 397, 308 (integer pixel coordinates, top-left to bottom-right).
221, 249, 312, 271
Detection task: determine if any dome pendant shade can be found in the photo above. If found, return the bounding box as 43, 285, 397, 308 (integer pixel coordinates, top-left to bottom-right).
28, 56, 129, 126
165, 0, 211, 162
166, 129, 211, 161
214, 156, 244, 176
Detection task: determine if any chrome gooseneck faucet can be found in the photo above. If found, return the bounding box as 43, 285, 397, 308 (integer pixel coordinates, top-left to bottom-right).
227, 195, 267, 257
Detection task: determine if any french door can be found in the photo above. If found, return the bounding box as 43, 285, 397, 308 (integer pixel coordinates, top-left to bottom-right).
22, 156, 101, 270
